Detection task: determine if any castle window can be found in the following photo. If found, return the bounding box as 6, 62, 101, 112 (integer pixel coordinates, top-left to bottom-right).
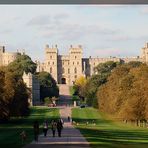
68, 68, 70, 74
75, 56, 77, 59
75, 75, 77, 79
50, 56, 52, 59
50, 67, 52, 73
48, 62, 50, 65
53, 62, 54, 65
73, 62, 74, 65
77, 62, 79, 65
74, 67, 77, 74
62, 68, 65, 73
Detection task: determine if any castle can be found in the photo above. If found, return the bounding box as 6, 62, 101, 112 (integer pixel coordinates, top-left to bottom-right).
36, 43, 148, 85
0, 46, 19, 66
1, 43, 148, 86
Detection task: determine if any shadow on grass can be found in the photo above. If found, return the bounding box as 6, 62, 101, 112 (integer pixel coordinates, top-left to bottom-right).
0, 107, 59, 148
76, 122, 148, 148
72, 108, 148, 148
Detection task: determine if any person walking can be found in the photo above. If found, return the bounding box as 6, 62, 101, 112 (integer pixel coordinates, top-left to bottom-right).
51, 120, 57, 137
68, 116, 70, 122
57, 118, 63, 137
43, 120, 48, 137
33, 120, 39, 142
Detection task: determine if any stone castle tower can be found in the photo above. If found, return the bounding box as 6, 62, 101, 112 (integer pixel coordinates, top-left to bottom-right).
45, 44, 58, 82
58, 45, 83, 85
36, 45, 83, 85
141, 43, 148, 64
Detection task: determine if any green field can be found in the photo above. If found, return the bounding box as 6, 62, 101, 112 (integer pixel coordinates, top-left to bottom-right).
72, 107, 148, 148
0, 106, 59, 148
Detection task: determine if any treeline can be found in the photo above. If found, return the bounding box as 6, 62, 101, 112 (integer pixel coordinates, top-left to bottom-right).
0, 54, 36, 121
73, 61, 119, 108
98, 62, 148, 124
37, 71, 59, 101
74, 61, 148, 124
0, 54, 59, 121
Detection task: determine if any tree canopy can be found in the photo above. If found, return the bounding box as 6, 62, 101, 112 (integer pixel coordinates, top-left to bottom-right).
36, 71, 59, 101
0, 67, 29, 121
98, 62, 148, 122
84, 61, 119, 108
7, 54, 37, 77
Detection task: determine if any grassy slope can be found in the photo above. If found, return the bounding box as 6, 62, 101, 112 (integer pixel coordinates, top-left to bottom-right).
72, 107, 148, 148
0, 106, 59, 148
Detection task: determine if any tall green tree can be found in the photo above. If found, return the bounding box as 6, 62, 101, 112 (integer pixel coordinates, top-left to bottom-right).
98, 63, 148, 124
7, 54, 37, 77
75, 76, 87, 100
36, 72, 59, 101
85, 61, 119, 108
0, 67, 29, 121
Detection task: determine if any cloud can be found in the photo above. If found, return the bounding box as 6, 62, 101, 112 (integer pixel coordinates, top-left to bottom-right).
53, 13, 69, 20
141, 6, 148, 14
40, 22, 118, 41
27, 13, 69, 27
27, 15, 51, 26
108, 34, 132, 41
0, 29, 13, 34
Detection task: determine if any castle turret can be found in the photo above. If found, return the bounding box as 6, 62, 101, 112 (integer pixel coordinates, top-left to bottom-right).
69, 45, 83, 85
141, 42, 148, 64
45, 44, 58, 82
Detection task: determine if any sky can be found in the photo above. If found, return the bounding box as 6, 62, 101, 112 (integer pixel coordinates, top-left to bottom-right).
0, 5, 148, 61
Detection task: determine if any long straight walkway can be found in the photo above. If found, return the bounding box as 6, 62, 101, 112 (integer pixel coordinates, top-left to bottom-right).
24, 106, 90, 148
25, 84, 89, 148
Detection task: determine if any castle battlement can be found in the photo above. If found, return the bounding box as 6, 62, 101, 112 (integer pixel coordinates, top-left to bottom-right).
0, 46, 20, 66
36, 43, 147, 85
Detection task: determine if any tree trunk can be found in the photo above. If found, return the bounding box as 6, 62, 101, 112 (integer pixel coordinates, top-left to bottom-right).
136, 120, 139, 126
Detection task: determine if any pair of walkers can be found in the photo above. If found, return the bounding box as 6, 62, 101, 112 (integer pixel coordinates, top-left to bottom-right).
51, 119, 64, 137
33, 118, 64, 141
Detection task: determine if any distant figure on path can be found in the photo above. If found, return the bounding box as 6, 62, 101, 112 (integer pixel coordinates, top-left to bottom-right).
33, 120, 39, 141
20, 130, 27, 144
57, 118, 63, 137
51, 120, 57, 137
60, 118, 64, 125
68, 116, 70, 122
43, 120, 48, 137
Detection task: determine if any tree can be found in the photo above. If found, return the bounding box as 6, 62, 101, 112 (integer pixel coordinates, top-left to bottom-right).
85, 75, 106, 107
94, 61, 119, 76
75, 76, 87, 100
98, 63, 148, 125
7, 54, 37, 77
0, 67, 29, 121
36, 72, 59, 101
84, 61, 119, 108
127, 61, 143, 68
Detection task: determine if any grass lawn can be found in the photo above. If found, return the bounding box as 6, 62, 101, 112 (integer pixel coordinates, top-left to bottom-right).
0, 106, 59, 148
72, 107, 148, 148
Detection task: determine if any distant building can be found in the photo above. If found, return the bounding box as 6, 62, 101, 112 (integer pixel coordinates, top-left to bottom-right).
0, 46, 20, 66
0, 43, 146, 86
22, 72, 40, 106
141, 43, 148, 64
36, 44, 144, 85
